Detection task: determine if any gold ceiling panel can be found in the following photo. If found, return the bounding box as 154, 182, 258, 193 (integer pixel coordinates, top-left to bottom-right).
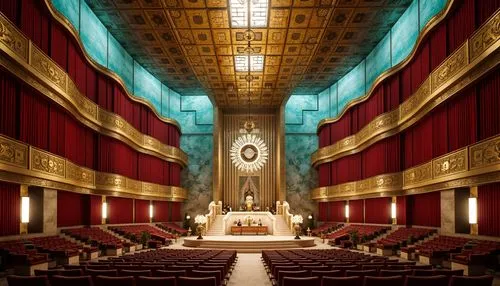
86, 0, 412, 107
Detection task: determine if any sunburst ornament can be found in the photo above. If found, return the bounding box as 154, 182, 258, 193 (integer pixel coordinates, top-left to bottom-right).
230, 134, 269, 173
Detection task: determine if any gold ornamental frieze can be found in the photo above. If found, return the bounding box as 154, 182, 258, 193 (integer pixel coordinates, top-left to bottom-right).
0, 135, 187, 201
30, 147, 66, 178
0, 13, 187, 168
312, 10, 500, 167
469, 136, 500, 169
0, 137, 28, 169
469, 11, 500, 61
432, 148, 468, 179
312, 134, 500, 201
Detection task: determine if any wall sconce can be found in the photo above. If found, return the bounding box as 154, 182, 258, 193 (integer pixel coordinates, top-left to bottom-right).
391, 202, 397, 219
345, 205, 349, 219
468, 197, 477, 224
149, 204, 154, 219
102, 202, 108, 220
21, 196, 30, 223
186, 215, 191, 220
308, 214, 313, 220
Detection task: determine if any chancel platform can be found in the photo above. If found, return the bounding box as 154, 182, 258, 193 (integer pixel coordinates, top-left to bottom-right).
183, 236, 316, 253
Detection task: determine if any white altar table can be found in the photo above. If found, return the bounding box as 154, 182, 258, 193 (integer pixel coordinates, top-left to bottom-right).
222, 211, 276, 235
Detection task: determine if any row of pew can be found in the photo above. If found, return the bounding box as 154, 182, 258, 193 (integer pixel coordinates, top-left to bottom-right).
261, 249, 494, 286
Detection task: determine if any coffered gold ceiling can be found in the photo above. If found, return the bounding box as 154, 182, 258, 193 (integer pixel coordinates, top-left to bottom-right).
86, 0, 412, 108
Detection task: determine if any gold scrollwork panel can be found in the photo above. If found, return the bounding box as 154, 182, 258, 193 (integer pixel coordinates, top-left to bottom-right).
0, 13, 188, 168
312, 134, 500, 201
0, 135, 187, 201
312, 10, 500, 167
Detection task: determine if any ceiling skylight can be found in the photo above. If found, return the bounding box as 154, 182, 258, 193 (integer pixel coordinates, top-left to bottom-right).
234, 55, 264, 72
230, 0, 269, 28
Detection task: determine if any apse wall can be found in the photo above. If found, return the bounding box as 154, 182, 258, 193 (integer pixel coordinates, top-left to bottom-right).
49, 0, 215, 218
284, 0, 449, 221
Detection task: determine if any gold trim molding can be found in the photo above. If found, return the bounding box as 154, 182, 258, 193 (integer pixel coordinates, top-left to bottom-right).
312, 10, 500, 167
317, 0, 455, 131
0, 13, 188, 168
311, 134, 500, 201
0, 135, 187, 201
42, 1, 182, 130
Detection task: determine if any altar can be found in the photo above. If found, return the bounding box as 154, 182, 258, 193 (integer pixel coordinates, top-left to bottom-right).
222, 211, 276, 235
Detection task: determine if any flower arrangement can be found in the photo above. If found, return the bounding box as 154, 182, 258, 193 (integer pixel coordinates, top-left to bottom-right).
195, 214, 207, 224
291, 215, 303, 224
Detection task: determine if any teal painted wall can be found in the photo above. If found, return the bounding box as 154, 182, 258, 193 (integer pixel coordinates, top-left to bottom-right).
51, 0, 214, 218
50, 0, 213, 135
284, 0, 447, 219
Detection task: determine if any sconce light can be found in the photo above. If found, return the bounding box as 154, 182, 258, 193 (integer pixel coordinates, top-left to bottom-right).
468, 197, 477, 224
102, 202, 108, 220
21, 196, 30, 223
186, 215, 191, 220
149, 204, 154, 219
391, 202, 397, 219
345, 205, 349, 219
308, 214, 313, 220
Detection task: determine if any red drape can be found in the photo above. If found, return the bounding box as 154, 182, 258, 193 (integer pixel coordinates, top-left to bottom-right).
349, 200, 364, 223
478, 183, 500, 237
409, 192, 441, 227
57, 191, 89, 227
107, 197, 133, 224
318, 202, 328, 221
317, 0, 492, 148
0, 0, 181, 149
364, 197, 391, 224
328, 201, 345, 222
0, 181, 20, 236
396, 196, 407, 226
90, 195, 102, 225
170, 202, 182, 221
154, 201, 170, 222
134, 199, 150, 223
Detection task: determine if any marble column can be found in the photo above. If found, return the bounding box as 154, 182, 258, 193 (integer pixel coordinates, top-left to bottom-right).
43, 189, 57, 235
440, 190, 455, 234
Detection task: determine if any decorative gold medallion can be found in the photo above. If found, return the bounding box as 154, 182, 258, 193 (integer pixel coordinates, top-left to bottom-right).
230, 134, 268, 172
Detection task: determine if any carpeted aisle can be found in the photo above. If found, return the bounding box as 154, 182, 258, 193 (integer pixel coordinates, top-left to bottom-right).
227, 253, 272, 286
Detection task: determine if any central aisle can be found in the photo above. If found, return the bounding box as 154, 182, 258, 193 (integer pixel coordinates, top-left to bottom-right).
227, 253, 272, 286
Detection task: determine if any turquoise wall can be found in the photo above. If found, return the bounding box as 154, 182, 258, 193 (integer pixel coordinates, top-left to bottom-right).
284, 0, 447, 219
285, 0, 448, 135
51, 0, 214, 218
50, 0, 213, 135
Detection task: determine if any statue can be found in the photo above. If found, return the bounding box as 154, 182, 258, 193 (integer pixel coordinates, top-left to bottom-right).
245, 195, 254, 211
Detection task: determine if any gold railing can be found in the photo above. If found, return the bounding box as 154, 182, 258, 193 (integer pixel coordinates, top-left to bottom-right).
312, 10, 500, 167
0, 13, 188, 168
0, 134, 187, 201
311, 134, 500, 201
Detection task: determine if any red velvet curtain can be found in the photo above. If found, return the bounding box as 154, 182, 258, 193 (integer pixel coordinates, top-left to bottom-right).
478, 70, 500, 140
135, 199, 150, 223
410, 192, 441, 227
0, 71, 18, 138
0, 0, 182, 149
170, 202, 182, 221
396, 196, 407, 226
154, 201, 170, 222
364, 197, 391, 224
90, 195, 102, 225
318, 202, 328, 221
107, 197, 134, 224
478, 183, 500, 237
328, 201, 345, 222
349, 200, 364, 223
316, 0, 493, 148
0, 181, 20, 236
57, 191, 89, 227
